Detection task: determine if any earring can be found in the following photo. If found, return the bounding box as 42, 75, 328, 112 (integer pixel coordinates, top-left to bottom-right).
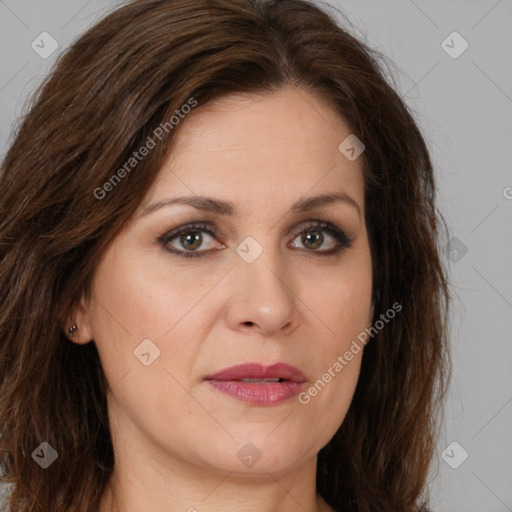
68, 324, 78, 336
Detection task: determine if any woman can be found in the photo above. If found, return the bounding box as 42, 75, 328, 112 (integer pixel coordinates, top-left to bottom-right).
0, 0, 452, 511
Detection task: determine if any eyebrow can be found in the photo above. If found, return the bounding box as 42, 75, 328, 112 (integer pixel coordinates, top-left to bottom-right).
140, 191, 361, 219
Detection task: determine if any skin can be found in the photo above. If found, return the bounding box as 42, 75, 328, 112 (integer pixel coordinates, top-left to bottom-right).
68, 86, 373, 512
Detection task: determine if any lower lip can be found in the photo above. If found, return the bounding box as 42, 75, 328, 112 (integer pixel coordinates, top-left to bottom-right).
206, 380, 305, 405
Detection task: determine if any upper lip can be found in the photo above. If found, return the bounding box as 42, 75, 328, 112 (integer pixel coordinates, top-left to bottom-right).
204, 362, 306, 383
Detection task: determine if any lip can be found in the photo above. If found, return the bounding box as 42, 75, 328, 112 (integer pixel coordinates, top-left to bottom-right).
204, 362, 307, 406
204, 362, 307, 382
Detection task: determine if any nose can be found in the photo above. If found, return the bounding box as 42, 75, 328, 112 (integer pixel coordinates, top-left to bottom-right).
225, 245, 300, 337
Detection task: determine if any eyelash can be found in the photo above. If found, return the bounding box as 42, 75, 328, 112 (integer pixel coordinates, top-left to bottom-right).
158, 220, 353, 259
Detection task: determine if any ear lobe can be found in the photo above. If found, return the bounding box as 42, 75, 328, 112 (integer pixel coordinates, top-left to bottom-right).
63, 294, 93, 344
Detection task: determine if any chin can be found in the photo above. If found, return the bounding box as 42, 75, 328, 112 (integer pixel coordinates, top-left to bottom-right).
187, 430, 317, 478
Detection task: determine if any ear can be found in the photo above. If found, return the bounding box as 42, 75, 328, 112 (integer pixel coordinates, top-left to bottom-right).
63, 293, 94, 345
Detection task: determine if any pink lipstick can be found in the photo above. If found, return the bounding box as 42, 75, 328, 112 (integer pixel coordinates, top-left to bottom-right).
204, 362, 306, 406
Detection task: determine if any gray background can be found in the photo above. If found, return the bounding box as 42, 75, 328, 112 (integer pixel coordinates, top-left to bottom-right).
1, 1, 511, 511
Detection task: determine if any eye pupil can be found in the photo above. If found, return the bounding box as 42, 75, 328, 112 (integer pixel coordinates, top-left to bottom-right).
181, 232, 202, 250
302, 230, 322, 249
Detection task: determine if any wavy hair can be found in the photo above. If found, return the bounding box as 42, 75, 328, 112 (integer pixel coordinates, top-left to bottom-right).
0, 0, 451, 510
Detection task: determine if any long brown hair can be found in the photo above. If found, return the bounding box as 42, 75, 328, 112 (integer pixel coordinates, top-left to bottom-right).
0, 1, 452, 510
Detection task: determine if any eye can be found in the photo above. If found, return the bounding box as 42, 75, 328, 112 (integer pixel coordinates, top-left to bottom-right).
159, 222, 222, 258
289, 221, 352, 255
158, 220, 352, 258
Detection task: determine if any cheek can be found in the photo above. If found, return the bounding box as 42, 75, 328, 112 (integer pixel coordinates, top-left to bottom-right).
89, 249, 216, 390
90, 247, 201, 340
295, 349, 362, 457
295, 253, 371, 425
88, 254, 207, 440
303, 255, 373, 352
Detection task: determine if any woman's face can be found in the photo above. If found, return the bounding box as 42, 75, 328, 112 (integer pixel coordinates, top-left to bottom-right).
73, 86, 373, 477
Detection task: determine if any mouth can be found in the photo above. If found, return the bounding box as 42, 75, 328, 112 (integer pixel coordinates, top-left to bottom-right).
204, 362, 307, 383
236, 377, 285, 383
203, 362, 306, 405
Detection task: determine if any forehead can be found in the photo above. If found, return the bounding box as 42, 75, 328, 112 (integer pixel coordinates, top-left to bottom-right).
145, 87, 365, 214
170, 87, 350, 157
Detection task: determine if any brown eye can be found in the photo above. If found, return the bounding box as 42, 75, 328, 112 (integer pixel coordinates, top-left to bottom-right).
300, 230, 324, 250
177, 231, 204, 251
159, 220, 352, 259
290, 221, 352, 254
159, 223, 222, 258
